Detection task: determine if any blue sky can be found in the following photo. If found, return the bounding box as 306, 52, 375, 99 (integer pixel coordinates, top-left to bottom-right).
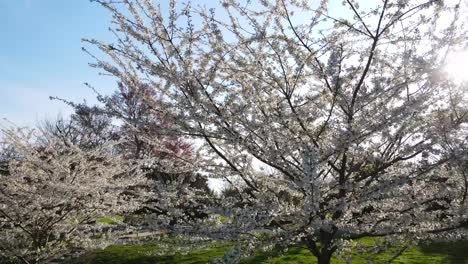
0, 0, 116, 126
0, 0, 351, 127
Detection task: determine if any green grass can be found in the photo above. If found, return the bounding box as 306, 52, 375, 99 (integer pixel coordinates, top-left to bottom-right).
74, 244, 231, 264
73, 239, 468, 264
241, 238, 468, 264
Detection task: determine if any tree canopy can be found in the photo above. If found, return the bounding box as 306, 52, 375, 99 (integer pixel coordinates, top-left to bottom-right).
2, 0, 468, 263
86, 0, 468, 263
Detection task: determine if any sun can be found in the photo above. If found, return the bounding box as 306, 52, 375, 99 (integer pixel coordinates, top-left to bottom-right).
444, 50, 468, 82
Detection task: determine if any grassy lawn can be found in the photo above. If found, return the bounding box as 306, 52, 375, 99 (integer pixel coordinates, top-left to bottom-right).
74, 244, 231, 264
240, 240, 468, 264
73, 238, 468, 264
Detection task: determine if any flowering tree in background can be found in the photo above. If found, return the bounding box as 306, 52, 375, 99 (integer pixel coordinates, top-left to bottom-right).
94, 83, 195, 172
52, 80, 215, 228
87, 0, 468, 263
0, 127, 146, 264
97, 84, 215, 224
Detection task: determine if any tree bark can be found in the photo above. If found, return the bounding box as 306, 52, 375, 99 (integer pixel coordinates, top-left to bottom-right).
317, 250, 332, 264
305, 235, 334, 264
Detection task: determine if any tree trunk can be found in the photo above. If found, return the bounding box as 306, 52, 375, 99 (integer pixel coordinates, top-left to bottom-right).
317, 251, 332, 264
304, 233, 335, 264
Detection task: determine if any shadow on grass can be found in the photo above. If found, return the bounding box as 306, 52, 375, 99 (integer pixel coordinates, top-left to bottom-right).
73, 239, 468, 264
75, 244, 231, 264
419, 239, 468, 264
241, 246, 315, 264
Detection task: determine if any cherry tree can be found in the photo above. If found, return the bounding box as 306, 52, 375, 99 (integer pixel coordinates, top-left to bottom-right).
97, 85, 215, 224
0, 126, 146, 264
87, 0, 468, 263
52, 83, 215, 226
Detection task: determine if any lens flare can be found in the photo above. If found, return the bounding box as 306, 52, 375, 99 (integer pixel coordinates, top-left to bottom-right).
445, 50, 468, 82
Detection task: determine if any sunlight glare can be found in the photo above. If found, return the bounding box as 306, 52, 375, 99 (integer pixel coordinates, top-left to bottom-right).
445, 50, 468, 82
